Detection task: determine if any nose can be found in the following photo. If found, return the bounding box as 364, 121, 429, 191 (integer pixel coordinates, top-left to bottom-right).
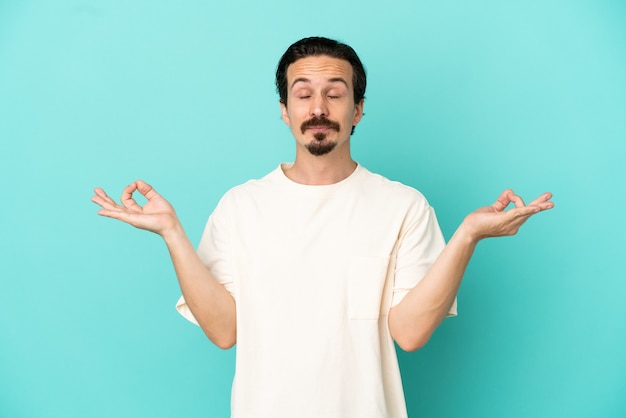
310, 94, 328, 117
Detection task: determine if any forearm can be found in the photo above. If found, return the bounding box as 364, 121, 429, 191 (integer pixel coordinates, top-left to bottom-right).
389, 224, 477, 351
388, 190, 554, 351
162, 224, 237, 349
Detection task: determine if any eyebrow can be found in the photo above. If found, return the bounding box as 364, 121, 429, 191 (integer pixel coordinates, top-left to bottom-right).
290, 77, 349, 89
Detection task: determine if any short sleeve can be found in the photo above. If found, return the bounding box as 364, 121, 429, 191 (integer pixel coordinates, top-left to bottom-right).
175, 193, 236, 325
391, 204, 457, 317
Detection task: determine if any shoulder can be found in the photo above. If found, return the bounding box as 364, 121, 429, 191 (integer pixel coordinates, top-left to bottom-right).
219, 166, 283, 201
356, 166, 431, 210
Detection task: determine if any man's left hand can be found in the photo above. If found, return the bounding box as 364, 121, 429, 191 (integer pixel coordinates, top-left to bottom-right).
461, 190, 554, 242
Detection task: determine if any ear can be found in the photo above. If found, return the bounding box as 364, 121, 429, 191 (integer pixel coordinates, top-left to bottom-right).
280, 101, 291, 127
352, 99, 365, 126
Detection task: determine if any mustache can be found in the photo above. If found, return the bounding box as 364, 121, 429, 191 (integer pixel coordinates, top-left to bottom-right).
300, 116, 341, 134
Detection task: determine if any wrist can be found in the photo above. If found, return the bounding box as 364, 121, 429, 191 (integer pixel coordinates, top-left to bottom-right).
160, 219, 186, 244
455, 219, 482, 246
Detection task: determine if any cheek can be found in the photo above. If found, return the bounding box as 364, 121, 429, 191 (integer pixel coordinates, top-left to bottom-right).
289, 110, 308, 126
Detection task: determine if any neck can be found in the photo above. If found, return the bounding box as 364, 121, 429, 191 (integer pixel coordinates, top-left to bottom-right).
283, 144, 356, 185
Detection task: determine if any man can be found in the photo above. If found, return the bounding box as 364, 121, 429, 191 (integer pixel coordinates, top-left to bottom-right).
92, 37, 553, 418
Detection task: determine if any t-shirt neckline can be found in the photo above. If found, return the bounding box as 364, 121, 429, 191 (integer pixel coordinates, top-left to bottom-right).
274, 162, 363, 198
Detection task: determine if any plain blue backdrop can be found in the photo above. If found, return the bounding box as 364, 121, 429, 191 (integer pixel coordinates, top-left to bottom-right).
1, 1, 625, 417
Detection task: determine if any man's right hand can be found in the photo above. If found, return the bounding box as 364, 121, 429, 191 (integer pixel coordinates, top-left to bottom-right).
92, 180, 237, 348
91, 180, 179, 237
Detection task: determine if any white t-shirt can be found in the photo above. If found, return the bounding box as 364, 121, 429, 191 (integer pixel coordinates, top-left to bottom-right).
177, 163, 456, 418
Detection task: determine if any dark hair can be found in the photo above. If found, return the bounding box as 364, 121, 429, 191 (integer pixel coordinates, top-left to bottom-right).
275, 36, 367, 107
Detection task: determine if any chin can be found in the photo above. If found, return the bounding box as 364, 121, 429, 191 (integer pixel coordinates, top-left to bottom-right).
305, 141, 337, 156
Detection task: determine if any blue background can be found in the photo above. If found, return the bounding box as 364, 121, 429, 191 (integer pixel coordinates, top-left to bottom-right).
1, 1, 625, 417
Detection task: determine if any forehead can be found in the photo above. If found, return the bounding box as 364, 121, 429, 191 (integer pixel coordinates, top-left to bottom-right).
287, 55, 353, 88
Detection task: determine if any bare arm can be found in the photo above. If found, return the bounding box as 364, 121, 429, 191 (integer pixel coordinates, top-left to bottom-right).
91, 181, 236, 349
388, 190, 554, 352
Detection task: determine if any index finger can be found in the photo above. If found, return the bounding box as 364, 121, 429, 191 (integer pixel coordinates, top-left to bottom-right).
121, 182, 142, 211
492, 189, 514, 211
509, 192, 526, 208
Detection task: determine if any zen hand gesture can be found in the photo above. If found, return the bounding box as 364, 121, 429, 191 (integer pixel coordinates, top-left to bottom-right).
91, 180, 179, 237
462, 189, 554, 242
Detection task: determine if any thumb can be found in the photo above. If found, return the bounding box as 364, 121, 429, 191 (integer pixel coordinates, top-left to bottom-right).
135, 180, 160, 200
